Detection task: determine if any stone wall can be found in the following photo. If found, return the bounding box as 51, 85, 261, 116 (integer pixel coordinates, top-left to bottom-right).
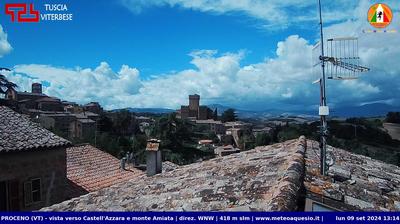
0, 147, 67, 211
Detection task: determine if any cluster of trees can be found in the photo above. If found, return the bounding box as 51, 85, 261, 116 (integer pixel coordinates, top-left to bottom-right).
73, 110, 148, 161
74, 110, 400, 167
150, 113, 214, 164
220, 108, 237, 122
267, 118, 400, 166
255, 133, 271, 146
78, 111, 214, 165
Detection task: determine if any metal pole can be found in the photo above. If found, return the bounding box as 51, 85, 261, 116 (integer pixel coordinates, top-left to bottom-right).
318, 0, 328, 176
94, 120, 97, 147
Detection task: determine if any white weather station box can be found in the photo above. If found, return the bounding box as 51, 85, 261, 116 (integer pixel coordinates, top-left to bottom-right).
319, 106, 329, 116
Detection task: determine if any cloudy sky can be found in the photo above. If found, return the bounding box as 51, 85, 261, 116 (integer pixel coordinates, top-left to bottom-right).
0, 0, 399, 111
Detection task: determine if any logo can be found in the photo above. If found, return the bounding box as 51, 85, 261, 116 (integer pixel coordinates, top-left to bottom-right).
5, 3, 39, 22
4, 3, 73, 23
368, 3, 393, 29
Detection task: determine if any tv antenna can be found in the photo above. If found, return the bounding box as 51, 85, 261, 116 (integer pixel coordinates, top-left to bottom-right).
313, 0, 369, 176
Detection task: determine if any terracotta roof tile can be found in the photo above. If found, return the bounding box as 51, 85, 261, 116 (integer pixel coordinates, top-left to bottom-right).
66, 144, 144, 193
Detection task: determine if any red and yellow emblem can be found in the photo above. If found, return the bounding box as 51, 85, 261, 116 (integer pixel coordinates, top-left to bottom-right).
368, 3, 393, 28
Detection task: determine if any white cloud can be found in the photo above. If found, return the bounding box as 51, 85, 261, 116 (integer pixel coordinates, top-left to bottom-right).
4, 35, 314, 110
0, 25, 12, 57
4, 0, 399, 110
6, 23, 397, 111
321, 0, 400, 107
119, 0, 358, 30
9, 62, 142, 109
1, 35, 319, 110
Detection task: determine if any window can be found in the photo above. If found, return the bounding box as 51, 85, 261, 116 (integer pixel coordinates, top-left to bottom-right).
305, 198, 339, 211
312, 202, 336, 211
24, 178, 41, 205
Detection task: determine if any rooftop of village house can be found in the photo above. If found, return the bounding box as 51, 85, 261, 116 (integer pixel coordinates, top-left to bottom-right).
305, 140, 400, 211
42, 136, 400, 212
0, 106, 71, 153
42, 138, 306, 211
66, 144, 144, 199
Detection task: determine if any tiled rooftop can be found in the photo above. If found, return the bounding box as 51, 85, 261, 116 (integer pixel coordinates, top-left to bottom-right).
17, 91, 47, 97
73, 112, 99, 119
66, 144, 144, 193
305, 140, 400, 211
0, 106, 71, 153
77, 118, 95, 123
35, 96, 61, 102
42, 137, 400, 212
162, 161, 180, 172
42, 138, 306, 211
195, 119, 223, 124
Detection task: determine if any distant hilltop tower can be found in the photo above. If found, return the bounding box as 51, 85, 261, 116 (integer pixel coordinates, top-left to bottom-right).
178, 94, 213, 120
189, 94, 200, 111
32, 83, 42, 94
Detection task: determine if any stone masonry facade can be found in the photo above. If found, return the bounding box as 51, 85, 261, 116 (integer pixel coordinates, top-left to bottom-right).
0, 148, 67, 211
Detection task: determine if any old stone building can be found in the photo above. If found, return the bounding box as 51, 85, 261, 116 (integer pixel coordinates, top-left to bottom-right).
195, 119, 225, 135
214, 145, 240, 157
0, 106, 71, 211
83, 102, 103, 114
36, 111, 98, 140
36, 97, 63, 111
38, 113, 76, 136
5, 83, 63, 112
177, 94, 213, 120
2, 83, 102, 140
0, 106, 143, 211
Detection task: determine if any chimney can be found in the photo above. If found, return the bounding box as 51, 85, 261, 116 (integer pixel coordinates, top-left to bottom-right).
32, 83, 42, 94
146, 139, 162, 176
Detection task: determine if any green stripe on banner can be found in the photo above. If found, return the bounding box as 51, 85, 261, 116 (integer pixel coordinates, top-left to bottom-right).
371, 13, 377, 22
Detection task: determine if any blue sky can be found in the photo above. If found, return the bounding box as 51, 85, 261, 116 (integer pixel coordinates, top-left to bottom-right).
1, 0, 315, 75
1, 0, 399, 110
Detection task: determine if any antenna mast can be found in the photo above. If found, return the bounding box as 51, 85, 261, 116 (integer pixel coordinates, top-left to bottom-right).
314, 0, 370, 176
318, 0, 328, 176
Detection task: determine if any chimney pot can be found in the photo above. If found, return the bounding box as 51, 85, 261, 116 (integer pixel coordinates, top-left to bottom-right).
146, 139, 162, 176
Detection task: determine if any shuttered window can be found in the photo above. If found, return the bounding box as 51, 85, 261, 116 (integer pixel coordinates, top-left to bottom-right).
24, 178, 41, 206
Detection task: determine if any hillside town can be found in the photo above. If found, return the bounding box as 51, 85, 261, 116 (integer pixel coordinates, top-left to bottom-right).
1, 84, 279, 159
1, 77, 400, 212
3, 83, 101, 140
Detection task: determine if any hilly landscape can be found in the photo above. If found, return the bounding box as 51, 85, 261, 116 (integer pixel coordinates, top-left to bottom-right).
115, 103, 400, 119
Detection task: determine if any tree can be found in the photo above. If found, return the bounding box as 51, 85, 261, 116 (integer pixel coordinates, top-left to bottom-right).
255, 133, 271, 146
150, 113, 213, 165
221, 108, 237, 122
239, 133, 255, 150
97, 114, 113, 132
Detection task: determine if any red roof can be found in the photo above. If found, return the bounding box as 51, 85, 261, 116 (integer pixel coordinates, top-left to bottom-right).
66, 145, 144, 193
